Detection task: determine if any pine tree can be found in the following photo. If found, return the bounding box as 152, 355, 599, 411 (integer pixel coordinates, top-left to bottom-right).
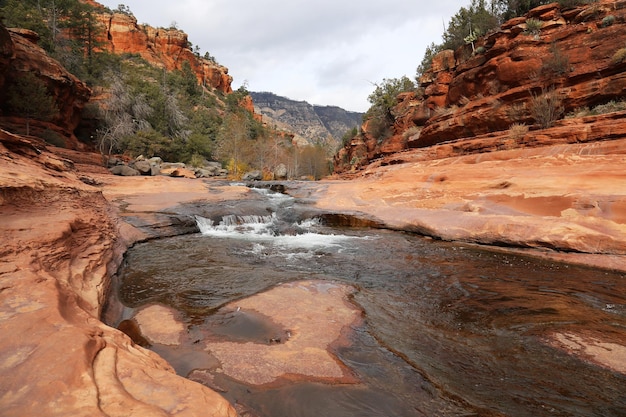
6, 73, 59, 136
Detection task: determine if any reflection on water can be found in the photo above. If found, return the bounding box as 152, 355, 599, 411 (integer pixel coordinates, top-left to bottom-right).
112, 188, 626, 417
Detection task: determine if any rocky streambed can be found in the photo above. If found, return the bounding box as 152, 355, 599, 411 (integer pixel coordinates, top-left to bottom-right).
1, 130, 626, 416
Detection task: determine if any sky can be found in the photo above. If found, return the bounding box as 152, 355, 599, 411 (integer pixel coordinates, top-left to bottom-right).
98, 0, 464, 112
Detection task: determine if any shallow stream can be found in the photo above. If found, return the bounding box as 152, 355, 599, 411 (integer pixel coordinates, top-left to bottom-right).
109, 186, 626, 416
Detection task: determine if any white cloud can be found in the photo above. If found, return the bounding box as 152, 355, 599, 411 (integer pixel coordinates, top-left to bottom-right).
99, 0, 462, 112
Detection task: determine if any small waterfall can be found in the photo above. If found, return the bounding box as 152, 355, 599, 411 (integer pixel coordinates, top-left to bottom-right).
194, 213, 358, 254
194, 186, 361, 256
195, 214, 276, 237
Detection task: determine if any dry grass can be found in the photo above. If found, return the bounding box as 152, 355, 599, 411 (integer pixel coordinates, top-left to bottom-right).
509, 123, 529, 140
612, 48, 626, 64
402, 126, 422, 140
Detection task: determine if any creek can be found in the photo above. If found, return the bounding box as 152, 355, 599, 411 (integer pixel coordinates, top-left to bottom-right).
108, 186, 626, 417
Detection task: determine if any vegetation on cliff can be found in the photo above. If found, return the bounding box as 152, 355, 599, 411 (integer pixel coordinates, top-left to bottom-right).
335, 0, 626, 173
0, 0, 335, 179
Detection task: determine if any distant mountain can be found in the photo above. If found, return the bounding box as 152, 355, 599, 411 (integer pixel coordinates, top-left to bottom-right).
250, 92, 363, 147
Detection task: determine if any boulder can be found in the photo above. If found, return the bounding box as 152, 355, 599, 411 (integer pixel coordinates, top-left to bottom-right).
195, 168, 215, 178
169, 167, 196, 178
243, 170, 263, 181
110, 165, 140, 176
106, 156, 124, 167
161, 162, 186, 170
132, 160, 152, 175
148, 156, 163, 165
274, 163, 288, 180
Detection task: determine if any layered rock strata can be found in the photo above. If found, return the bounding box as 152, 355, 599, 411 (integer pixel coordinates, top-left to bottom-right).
0, 130, 237, 416
91, 4, 232, 94
335, 0, 626, 171
0, 25, 91, 147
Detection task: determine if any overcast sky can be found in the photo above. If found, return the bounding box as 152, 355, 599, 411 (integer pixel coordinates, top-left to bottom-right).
98, 0, 463, 112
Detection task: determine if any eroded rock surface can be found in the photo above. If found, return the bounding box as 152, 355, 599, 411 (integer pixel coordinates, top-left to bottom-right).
0, 130, 236, 416
2, 114, 626, 415
0, 25, 91, 147
307, 138, 626, 269
205, 281, 361, 385
133, 305, 185, 346
335, 0, 626, 171
91, 4, 232, 93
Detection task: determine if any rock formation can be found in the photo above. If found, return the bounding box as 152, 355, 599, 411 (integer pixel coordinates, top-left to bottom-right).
251, 91, 362, 146
1, 1, 626, 414
0, 25, 91, 148
335, 0, 626, 171
0, 129, 238, 416
90, 2, 232, 94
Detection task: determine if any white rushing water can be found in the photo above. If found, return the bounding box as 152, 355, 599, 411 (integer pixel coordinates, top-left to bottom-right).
195, 214, 358, 250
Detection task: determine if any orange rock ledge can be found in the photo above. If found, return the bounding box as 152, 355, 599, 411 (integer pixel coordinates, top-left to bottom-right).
0, 130, 238, 417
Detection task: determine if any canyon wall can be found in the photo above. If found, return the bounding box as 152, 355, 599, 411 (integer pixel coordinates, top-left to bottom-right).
93, 6, 232, 94
0, 25, 91, 148
335, 0, 626, 171
77, 0, 231, 94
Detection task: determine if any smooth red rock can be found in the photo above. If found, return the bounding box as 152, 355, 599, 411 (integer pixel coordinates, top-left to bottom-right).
0, 130, 237, 417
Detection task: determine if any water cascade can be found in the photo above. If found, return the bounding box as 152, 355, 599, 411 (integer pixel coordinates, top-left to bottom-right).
110, 187, 626, 417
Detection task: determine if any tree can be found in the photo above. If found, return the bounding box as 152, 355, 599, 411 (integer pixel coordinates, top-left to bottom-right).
214, 112, 252, 178
416, 42, 443, 80
365, 76, 415, 142
65, 1, 103, 77
441, 0, 499, 51
6, 73, 58, 136
298, 143, 331, 179
96, 72, 152, 159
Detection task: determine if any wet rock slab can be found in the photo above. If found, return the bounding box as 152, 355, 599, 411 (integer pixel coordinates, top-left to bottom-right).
204, 280, 361, 385
133, 304, 185, 346
549, 332, 626, 374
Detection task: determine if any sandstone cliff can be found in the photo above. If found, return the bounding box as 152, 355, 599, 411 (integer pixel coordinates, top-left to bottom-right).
0, 25, 91, 148
89, 1, 232, 94
335, 0, 626, 171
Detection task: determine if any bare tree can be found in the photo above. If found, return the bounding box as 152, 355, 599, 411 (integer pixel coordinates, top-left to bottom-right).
96, 73, 152, 162
214, 112, 251, 178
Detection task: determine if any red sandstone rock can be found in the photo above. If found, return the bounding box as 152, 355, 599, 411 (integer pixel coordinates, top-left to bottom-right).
0, 26, 91, 148
93, 9, 232, 93
0, 130, 237, 416
205, 281, 360, 386
335, 0, 626, 171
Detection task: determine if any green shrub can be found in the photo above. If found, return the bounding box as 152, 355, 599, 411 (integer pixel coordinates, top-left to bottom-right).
592, 100, 626, 115
188, 153, 206, 168
341, 127, 358, 147
542, 43, 570, 76
41, 129, 66, 148
509, 123, 529, 140
507, 102, 528, 122
365, 76, 414, 143
602, 15, 616, 27
402, 126, 422, 140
